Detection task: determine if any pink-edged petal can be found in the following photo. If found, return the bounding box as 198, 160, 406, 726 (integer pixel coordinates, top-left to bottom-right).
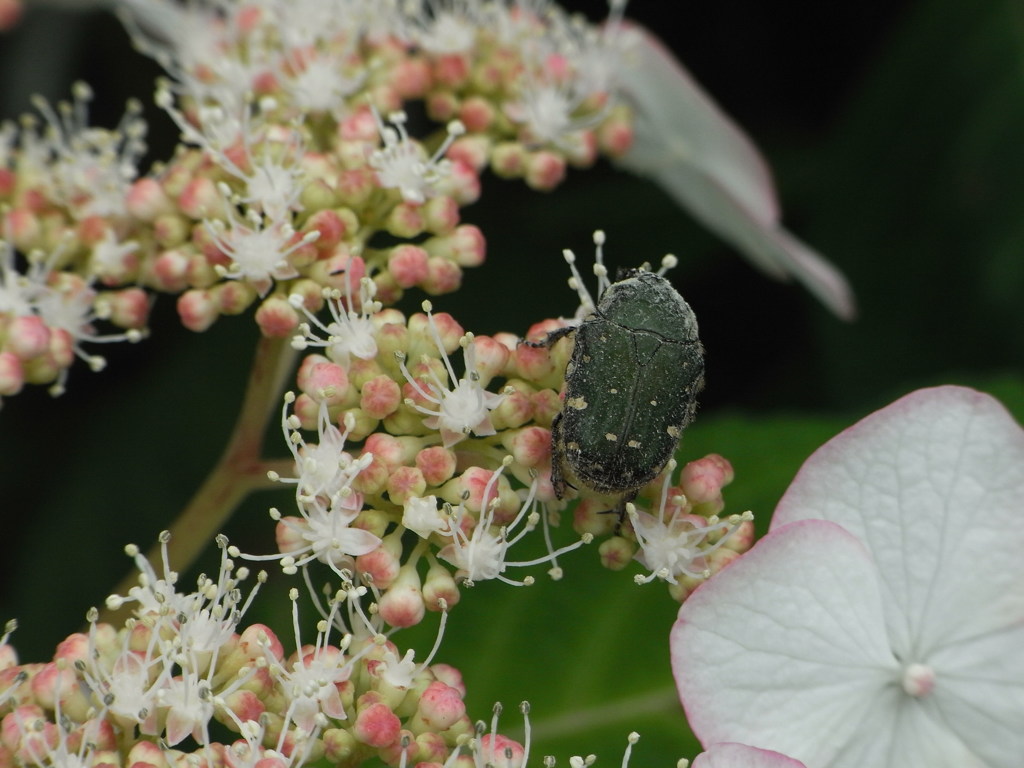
614, 23, 855, 319
692, 742, 807, 768
615, 22, 778, 228
671, 519, 897, 767
772, 385, 1024, 655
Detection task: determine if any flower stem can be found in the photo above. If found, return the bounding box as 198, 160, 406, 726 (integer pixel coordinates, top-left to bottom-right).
99, 334, 297, 625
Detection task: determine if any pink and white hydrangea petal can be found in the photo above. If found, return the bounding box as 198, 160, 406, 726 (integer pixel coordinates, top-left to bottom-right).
672, 520, 898, 767
773, 386, 1024, 658
692, 742, 807, 768
614, 22, 854, 319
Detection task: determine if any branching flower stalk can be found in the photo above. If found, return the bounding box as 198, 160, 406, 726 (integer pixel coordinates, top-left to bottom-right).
0, 1, 808, 767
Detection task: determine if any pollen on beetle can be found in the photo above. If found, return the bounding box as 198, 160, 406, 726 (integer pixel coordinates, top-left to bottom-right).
567, 396, 588, 410
605, 433, 618, 442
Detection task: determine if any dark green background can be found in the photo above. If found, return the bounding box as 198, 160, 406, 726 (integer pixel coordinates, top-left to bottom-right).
2, 1, 1023, 764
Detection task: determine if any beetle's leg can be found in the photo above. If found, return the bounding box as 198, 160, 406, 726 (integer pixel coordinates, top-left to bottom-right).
521, 324, 576, 350
612, 490, 639, 535
550, 411, 568, 499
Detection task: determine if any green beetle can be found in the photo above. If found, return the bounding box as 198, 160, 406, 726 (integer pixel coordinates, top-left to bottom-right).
541, 268, 704, 512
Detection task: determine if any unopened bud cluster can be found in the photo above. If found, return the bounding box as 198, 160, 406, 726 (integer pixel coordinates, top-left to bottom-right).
0, 0, 636, 401
255, 240, 752, 612
0, 538, 532, 768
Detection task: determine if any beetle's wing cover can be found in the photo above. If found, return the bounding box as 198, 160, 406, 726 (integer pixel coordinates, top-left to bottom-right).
563, 318, 703, 494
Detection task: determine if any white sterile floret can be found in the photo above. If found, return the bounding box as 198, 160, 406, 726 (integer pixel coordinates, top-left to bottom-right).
437, 460, 589, 586
290, 275, 382, 366
89, 229, 140, 280
402, 494, 450, 538
264, 591, 352, 733
380, 602, 449, 689
207, 194, 318, 296
246, 395, 380, 578
628, 462, 753, 585
369, 108, 465, 204
403, 0, 482, 54
397, 301, 505, 448
28, 83, 147, 220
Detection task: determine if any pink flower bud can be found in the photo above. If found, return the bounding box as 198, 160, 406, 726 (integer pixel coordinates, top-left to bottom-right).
323, 727, 358, 763
393, 57, 433, 99
302, 361, 349, 404
356, 532, 403, 589
470, 335, 508, 385
447, 135, 490, 173
573, 497, 617, 536
531, 388, 562, 426
420, 200, 459, 241
458, 97, 495, 132
598, 110, 635, 157
426, 91, 459, 122
479, 734, 525, 768
599, 536, 636, 571
422, 559, 460, 612
337, 168, 376, 207
433, 54, 470, 88
415, 446, 457, 486
352, 700, 401, 747
491, 142, 526, 178
388, 245, 430, 288
151, 249, 190, 291
106, 287, 149, 329
421, 256, 462, 295
439, 467, 519, 523
352, 453, 390, 496
48, 328, 74, 368
377, 564, 425, 628
126, 739, 166, 768
4, 208, 40, 251
491, 384, 533, 430
525, 150, 566, 191
153, 214, 189, 248
0, 353, 23, 396
288, 392, 318, 430
411, 681, 466, 733
127, 178, 175, 221
363, 432, 415, 469
214, 281, 257, 316
255, 295, 300, 337
512, 343, 556, 383
387, 466, 427, 506
177, 177, 221, 220
502, 426, 551, 468
377, 730, 417, 767
360, 375, 402, 419
7, 315, 49, 360
722, 519, 755, 553
239, 623, 284, 663
440, 160, 480, 205
386, 203, 425, 239
303, 209, 348, 252
680, 454, 734, 503
177, 290, 218, 332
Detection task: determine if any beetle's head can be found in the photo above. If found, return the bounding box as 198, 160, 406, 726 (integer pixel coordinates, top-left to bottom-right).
614, 265, 650, 282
